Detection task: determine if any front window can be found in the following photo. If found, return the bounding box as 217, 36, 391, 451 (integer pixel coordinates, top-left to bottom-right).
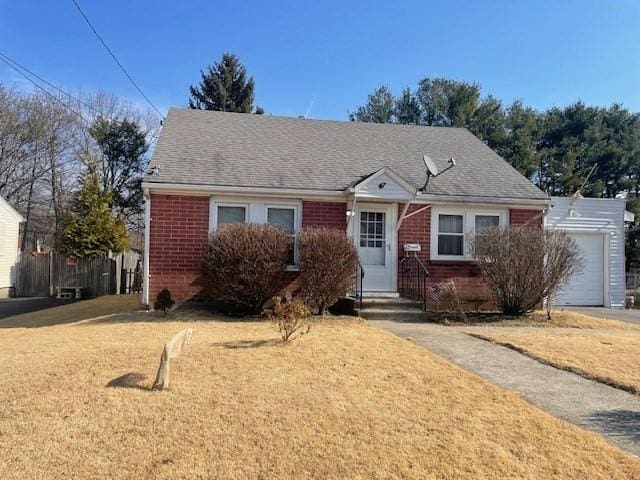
475, 214, 500, 233
216, 205, 247, 227
267, 207, 296, 264
431, 208, 507, 260
437, 214, 464, 256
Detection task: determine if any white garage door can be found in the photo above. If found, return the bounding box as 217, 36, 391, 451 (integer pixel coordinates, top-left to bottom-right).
555, 233, 604, 306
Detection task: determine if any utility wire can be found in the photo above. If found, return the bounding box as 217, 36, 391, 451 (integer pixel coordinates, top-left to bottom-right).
70, 0, 165, 120
0, 51, 98, 115
0, 54, 90, 125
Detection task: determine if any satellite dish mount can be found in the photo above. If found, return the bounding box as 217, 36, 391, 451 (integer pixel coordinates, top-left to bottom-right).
421, 155, 456, 191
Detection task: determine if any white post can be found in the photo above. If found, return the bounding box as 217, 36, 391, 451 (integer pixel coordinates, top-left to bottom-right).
142, 190, 151, 307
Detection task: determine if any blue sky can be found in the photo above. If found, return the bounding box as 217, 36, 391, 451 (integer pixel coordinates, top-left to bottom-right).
1, 0, 638, 122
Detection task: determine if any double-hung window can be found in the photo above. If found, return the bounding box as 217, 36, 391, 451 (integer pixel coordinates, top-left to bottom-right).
266, 206, 297, 265
431, 208, 507, 260
216, 204, 248, 227
437, 214, 464, 256
211, 198, 300, 268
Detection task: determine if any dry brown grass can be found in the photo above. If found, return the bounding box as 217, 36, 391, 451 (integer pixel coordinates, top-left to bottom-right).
474, 329, 640, 395
0, 294, 141, 328
451, 309, 639, 330
1, 314, 639, 479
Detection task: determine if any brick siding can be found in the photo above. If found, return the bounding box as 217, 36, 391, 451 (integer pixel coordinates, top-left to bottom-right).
302, 201, 347, 230
396, 205, 544, 307
148, 194, 209, 303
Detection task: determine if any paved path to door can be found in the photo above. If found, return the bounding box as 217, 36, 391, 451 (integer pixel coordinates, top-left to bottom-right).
370, 320, 640, 457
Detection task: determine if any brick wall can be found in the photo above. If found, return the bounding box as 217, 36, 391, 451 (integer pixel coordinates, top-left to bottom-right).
396, 205, 543, 306
148, 194, 209, 303
510, 208, 544, 227
302, 201, 347, 229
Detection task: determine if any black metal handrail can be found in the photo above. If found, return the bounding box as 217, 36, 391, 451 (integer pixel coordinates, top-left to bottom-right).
398, 254, 430, 310
353, 259, 365, 310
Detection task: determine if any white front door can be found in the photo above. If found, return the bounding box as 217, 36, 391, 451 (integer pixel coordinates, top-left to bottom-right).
356, 204, 395, 292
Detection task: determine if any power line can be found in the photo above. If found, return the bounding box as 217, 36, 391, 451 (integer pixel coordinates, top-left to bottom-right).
70, 0, 165, 120
0, 51, 98, 115
0, 54, 90, 124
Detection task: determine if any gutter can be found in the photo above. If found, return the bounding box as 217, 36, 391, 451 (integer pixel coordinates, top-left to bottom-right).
414, 192, 550, 208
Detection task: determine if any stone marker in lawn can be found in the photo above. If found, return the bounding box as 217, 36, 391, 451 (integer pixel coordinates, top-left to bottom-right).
152, 328, 193, 391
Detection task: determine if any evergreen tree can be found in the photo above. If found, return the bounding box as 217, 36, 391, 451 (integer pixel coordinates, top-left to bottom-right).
349, 85, 395, 123
57, 170, 128, 257
89, 116, 148, 220
189, 53, 255, 112
394, 88, 421, 124
416, 77, 481, 127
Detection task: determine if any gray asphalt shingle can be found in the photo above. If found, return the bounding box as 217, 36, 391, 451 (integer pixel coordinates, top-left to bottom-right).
145, 108, 547, 201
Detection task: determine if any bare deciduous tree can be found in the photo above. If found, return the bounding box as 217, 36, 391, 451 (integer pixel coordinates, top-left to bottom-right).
470, 227, 583, 316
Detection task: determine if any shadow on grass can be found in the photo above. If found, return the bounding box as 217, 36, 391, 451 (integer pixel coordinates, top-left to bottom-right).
211, 339, 278, 349
106, 372, 149, 390
587, 409, 640, 443
83, 302, 264, 326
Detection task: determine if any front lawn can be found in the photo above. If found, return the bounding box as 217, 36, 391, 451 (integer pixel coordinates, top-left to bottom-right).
1, 314, 638, 479
473, 330, 640, 395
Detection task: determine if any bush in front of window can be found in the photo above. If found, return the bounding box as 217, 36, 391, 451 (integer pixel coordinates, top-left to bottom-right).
469, 227, 583, 317
298, 227, 359, 315
201, 223, 290, 315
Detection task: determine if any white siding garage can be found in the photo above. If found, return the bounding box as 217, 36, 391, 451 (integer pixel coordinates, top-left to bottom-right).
0, 196, 23, 297
546, 197, 626, 308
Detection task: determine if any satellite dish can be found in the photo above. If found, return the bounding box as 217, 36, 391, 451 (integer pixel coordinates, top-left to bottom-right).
420, 155, 456, 191
423, 155, 439, 176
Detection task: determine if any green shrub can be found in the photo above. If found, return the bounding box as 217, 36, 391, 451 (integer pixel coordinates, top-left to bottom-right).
298, 228, 359, 314
201, 223, 290, 315
154, 288, 175, 314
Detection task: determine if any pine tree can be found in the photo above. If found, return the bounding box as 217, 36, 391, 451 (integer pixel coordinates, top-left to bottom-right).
189, 53, 255, 112
349, 85, 395, 123
57, 170, 128, 257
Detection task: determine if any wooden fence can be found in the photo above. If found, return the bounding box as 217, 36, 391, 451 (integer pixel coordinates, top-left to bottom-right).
15, 251, 141, 298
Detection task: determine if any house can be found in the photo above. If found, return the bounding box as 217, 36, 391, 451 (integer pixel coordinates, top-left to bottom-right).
0, 196, 24, 298
546, 196, 628, 308
141, 108, 548, 306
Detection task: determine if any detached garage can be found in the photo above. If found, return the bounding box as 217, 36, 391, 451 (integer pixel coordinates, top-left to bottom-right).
546, 196, 626, 308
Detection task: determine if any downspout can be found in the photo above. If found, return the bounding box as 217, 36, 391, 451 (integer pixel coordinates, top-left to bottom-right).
142, 188, 151, 308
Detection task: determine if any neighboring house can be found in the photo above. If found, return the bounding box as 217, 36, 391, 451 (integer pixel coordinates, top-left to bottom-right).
547, 196, 627, 308
0, 196, 24, 298
141, 108, 548, 306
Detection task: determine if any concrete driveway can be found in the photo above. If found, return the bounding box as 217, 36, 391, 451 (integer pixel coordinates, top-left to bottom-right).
567, 306, 640, 324
370, 319, 640, 458
0, 297, 69, 320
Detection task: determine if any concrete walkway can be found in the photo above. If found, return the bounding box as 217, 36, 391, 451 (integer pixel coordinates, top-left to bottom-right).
370, 320, 640, 457
567, 306, 640, 325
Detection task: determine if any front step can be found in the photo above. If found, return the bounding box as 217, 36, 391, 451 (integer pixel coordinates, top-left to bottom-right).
358, 297, 428, 321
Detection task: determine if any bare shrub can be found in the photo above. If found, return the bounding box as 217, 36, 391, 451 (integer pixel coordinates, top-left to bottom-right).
270, 296, 311, 342
298, 228, 359, 314
201, 223, 290, 315
429, 280, 468, 322
470, 227, 583, 316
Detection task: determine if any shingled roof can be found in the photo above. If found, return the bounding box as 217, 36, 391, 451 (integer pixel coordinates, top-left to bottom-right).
146, 108, 547, 201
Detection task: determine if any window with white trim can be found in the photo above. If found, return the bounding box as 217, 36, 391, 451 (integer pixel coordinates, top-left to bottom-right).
437, 214, 464, 256
216, 204, 248, 227
267, 206, 296, 264
431, 208, 508, 260
210, 197, 301, 267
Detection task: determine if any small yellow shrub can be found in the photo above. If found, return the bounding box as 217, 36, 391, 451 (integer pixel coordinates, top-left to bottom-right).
270, 296, 311, 342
